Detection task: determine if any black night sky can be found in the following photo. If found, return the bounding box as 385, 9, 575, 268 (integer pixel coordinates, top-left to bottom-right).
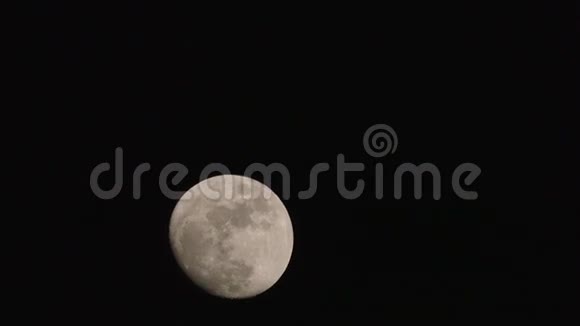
27, 2, 576, 323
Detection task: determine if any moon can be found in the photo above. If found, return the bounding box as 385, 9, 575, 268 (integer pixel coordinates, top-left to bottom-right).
169, 174, 294, 299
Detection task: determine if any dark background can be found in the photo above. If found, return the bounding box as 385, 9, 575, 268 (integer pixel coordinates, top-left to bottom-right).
26, 1, 576, 323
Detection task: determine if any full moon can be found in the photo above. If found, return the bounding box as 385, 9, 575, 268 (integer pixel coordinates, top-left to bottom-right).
169, 174, 294, 298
